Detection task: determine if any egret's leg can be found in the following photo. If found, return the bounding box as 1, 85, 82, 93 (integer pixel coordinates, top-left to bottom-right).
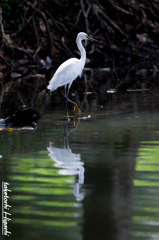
66, 83, 71, 99
64, 84, 74, 105
67, 83, 81, 114
64, 85, 67, 97
65, 85, 69, 118
66, 83, 81, 114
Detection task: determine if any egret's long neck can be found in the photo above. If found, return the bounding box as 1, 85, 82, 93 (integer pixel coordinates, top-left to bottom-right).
76, 38, 86, 67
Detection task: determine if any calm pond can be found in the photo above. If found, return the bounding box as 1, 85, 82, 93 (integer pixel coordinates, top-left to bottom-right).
1, 71, 159, 240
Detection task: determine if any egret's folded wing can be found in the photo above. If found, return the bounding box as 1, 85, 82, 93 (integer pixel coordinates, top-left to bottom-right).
47, 58, 81, 91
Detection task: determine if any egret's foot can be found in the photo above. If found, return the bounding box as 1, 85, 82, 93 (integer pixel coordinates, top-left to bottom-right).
73, 118, 80, 128
66, 111, 70, 119
74, 104, 81, 114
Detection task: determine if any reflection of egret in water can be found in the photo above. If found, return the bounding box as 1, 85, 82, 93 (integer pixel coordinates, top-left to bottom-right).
47, 123, 85, 201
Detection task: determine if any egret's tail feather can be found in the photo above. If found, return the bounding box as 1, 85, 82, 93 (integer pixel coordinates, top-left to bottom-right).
47, 83, 57, 92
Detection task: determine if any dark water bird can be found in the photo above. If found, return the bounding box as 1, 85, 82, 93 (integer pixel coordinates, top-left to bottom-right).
0, 107, 39, 129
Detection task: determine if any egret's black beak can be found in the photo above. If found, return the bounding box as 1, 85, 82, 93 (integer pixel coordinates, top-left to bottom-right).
87, 36, 100, 43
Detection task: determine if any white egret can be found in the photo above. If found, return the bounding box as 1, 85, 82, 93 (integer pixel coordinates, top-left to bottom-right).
47, 32, 99, 117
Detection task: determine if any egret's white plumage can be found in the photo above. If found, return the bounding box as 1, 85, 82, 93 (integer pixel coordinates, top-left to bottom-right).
47, 32, 98, 115
47, 58, 83, 91
47, 32, 87, 92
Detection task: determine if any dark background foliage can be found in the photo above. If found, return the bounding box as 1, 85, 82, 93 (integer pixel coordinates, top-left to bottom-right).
1, 0, 159, 68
